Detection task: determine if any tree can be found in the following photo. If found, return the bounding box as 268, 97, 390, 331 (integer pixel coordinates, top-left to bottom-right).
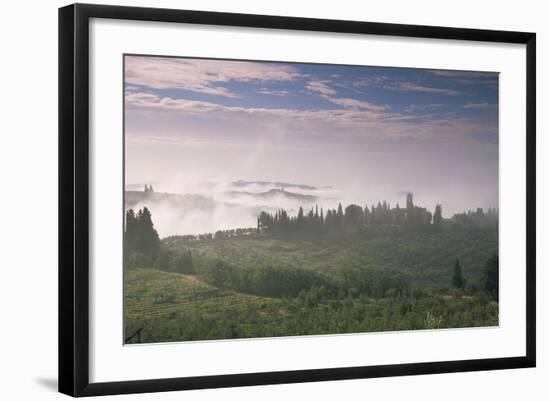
124, 207, 160, 267
336, 203, 344, 227
433, 204, 443, 226
344, 204, 363, 227
297, 206, 304, 222
481, 254, 499, 300
370, 204, 376, 223
363, 206, 370, 224
452, 259, 465, 289
173, 248, 194, 274
124, 209, 137, 250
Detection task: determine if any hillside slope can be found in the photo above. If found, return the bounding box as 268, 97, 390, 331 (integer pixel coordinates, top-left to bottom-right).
164, 224, 498, 288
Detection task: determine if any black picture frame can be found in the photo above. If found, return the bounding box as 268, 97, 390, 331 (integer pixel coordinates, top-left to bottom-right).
59, 3, 536, 397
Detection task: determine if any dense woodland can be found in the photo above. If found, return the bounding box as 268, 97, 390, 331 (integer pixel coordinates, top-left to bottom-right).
124, 207, 160, 268
124, 193, 499, 343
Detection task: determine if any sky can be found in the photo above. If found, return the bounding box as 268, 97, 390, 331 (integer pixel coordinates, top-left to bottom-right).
124, 55, 499, 217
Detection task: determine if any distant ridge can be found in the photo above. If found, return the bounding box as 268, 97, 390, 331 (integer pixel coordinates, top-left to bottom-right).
232, 180, 319, 191
226, 188, 318, 203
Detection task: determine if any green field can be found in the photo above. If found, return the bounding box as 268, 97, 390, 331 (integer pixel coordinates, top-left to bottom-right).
165, 224, 498, 287
125, 224, 499, 344
125, 268, 281, 342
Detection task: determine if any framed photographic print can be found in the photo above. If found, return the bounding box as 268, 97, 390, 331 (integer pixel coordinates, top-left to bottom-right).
58, 3, 536, 397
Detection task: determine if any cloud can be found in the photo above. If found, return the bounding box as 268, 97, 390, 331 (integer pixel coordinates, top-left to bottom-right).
405, 103, 445, 113
306, 79, 388, 111
321, 95, 389, 111
125, 56, 302, 98
386, 82, 461, 96
125, 91, 496, 149
306, 80, 337, 95
353, 76, 390, 88
258, 88, 290, 96
125, 91, 392, 123
463, 102, 498, 109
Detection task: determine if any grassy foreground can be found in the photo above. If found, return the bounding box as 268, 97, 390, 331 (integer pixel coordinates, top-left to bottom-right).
124, 267, 498, 344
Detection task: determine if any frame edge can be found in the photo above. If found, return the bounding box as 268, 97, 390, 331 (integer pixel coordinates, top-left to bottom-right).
59, 3, 93, 397
58, 3, 77, 397
525, 33, 536, 368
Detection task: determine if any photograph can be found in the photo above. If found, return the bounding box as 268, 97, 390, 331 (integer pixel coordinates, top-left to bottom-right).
123, 54, 500, 344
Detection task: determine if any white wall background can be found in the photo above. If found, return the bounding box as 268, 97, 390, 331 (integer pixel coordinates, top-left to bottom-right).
0, 0, 547, 399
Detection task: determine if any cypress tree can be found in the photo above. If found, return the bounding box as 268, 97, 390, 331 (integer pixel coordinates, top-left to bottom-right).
297, 206, 304, 222
137, 207, 160, 262
434, 204, 443, 226
124, 207, 160, 266
363, 206, 370, 224
452, 259, 465, 289
481, 254, 499, 300
337, 203, 344, 226
124, 209, 137, 256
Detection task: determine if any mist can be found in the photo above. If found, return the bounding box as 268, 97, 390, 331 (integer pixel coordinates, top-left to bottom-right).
125, 174, 497, 238
125, 130, 498, 239
124, 57, 499, 238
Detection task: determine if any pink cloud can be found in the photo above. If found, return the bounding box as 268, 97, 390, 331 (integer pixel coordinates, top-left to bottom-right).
125, 56, 302, 98
305, 80, 337, 95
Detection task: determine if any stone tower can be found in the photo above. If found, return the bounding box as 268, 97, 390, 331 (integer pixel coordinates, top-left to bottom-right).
406, 192, 414, 210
